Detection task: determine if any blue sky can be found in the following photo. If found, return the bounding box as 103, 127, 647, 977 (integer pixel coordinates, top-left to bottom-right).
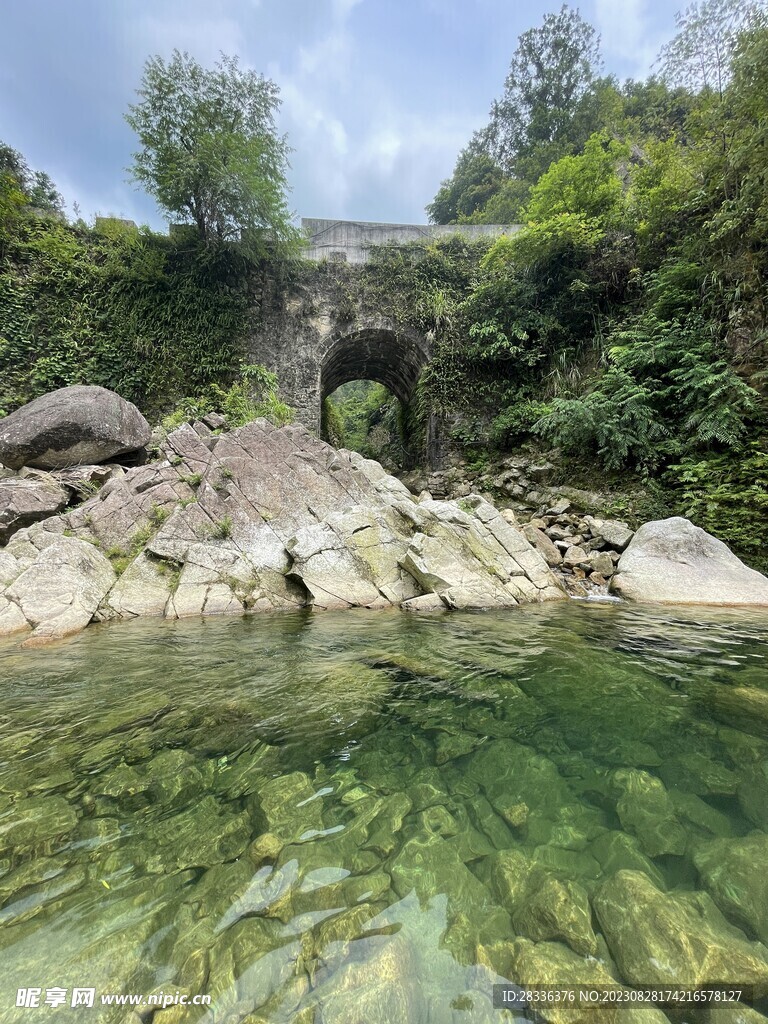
0, 1, 680, 228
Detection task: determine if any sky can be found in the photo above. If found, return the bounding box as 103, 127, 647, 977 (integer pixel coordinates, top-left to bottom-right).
0, 0, 681, 230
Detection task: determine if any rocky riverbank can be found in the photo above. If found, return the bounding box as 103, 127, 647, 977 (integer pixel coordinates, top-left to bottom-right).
2, 386, 768, 647
0, 391, 567, 646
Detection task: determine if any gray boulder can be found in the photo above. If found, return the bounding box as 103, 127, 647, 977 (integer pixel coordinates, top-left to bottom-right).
586, 516, 634, 551
0, 475, 70, 544
0, 386, 150, 469
522, 523, 563, 566
2, 535, 116, 646
611, 517, 768, 606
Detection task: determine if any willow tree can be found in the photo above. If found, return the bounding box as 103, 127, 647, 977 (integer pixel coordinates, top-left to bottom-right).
125, 51, 297, 256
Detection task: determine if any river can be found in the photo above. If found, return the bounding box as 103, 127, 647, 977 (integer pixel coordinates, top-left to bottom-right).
1, 602, 767, 1022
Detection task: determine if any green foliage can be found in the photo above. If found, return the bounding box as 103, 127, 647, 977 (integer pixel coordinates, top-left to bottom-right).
535, 367, 669, 470
0, 141, 64, 215
490, 212, 605, 272
426, 149, 506, 224
0, 210, 256, 416
490, 399, 553, 447
321, 395, 346, 448
217, 365, 293, 427
667, 444, 768, 570
479, 5, 603, 178
463, 178, 531, 224
356, 236, 490, 335
210, 515, 233, 540
524, 134, 628, 227
125, 51, 298, 258
162, 364, 293, 431
324, 380, 406, 467
658, 0, 765, 95
455, 215, 613, 385
534, 307, 761, 471
0, 166, 28, 243
625, 139, 699, 261
620, 78, 700, 142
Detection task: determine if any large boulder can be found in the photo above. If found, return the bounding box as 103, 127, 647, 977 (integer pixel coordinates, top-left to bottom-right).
0, 386, 150, 470
611, 517, 768, 606
1, 535, 116, 646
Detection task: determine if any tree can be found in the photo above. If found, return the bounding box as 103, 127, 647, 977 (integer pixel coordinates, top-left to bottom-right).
426, 149, 505, 224
0, 141, 63, 215
620, 77, 699, 141
125, 51, 296, 255
657, 0, 768, 96
478, 6, 603, 178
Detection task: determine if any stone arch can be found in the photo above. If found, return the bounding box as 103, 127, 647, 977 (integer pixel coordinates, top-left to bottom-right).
320, 323, 430, 406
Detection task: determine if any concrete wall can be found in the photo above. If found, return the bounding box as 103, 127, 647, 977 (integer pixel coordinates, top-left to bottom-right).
301, 218, 521, 264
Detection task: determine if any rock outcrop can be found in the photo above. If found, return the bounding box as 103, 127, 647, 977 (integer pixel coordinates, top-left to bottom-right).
0, 386, 150, 470
0, 420, 565, 644
611, 517, 768, 606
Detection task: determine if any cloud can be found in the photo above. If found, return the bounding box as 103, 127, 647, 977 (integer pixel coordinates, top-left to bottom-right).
593, 0, 660, 77
129, 1, 246, 64
332, 0, 363, 17
270, 0, 470, 222
346, 110, 469, 220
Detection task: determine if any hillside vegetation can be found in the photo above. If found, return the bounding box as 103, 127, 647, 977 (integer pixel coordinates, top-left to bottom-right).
336, 2, 768, 566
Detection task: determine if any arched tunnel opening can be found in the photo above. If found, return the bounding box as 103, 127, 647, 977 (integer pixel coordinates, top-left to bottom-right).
320, 327, 428, 471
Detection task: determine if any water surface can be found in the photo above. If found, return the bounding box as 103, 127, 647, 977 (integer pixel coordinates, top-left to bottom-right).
1, 602, 768, 1022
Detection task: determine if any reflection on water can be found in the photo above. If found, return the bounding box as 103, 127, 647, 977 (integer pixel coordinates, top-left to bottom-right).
1, 603, 768, 1022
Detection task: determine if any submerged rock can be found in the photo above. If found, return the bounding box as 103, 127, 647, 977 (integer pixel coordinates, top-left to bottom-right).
503, 937, 670, 1024
489, 847, 598, 957
699, 685, 768, 741
738, 761, 768, 828
609, 769, 687, 858
0, 385, 150, 470
694, 833, 768, 944
594, 870, 768, 990
611, 518, 768, 605
0, 795, 78, 853
0, 420, 565, 643
587, 830, 666, 888
312, 934, 426, 1024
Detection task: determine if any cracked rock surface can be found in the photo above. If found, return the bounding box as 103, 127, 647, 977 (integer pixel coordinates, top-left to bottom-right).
0, 419, 565, 644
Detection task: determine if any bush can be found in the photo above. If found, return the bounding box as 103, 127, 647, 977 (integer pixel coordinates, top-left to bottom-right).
666, 444, 768, 571
162, 365, 293, 431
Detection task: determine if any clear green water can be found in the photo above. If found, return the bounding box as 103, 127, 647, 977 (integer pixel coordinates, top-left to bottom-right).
1, 602, 768, 1023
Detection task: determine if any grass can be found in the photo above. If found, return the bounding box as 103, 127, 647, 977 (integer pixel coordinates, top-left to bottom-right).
148, 503, 172, 527
210, 515, 233, 540
105, 521, 154, 576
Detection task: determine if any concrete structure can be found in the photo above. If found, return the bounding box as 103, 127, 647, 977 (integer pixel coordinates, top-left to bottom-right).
250, 273, 429, 445
301, 217, 520, 264
250, 220, 520, 465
